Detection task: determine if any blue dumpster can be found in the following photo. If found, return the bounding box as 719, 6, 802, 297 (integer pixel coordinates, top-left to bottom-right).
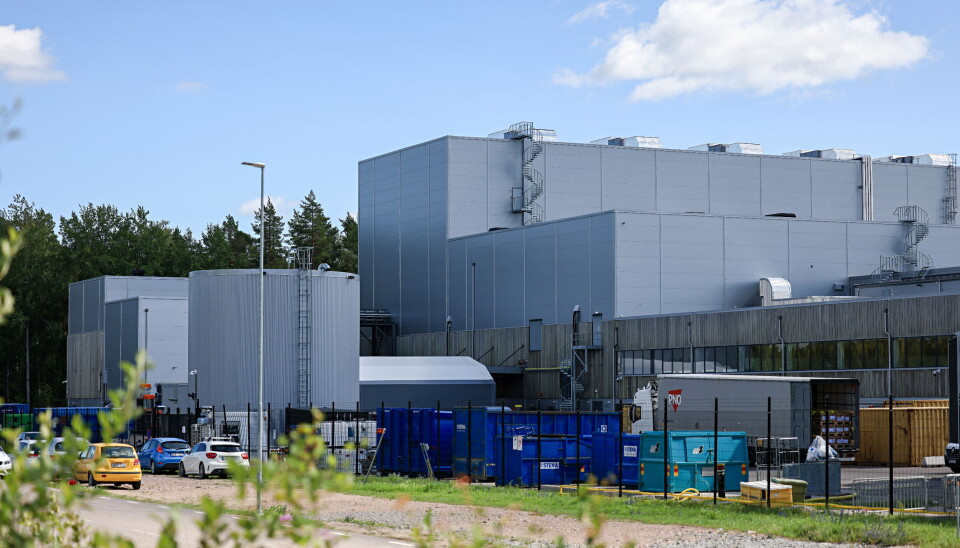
452, 408, 620, 480
376, 408, 453, 476
590, 432, 642, 487
496, 435, 591, 487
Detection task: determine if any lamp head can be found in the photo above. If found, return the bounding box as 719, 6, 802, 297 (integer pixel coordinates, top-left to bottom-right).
241, 162, 266, 169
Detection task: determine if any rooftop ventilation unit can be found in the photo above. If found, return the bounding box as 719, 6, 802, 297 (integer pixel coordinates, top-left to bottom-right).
783, 149, 856, 160
689, 142, 763, 155
489, 127, 559, 142
590, 136, 662, 148
874, 154, 951, 166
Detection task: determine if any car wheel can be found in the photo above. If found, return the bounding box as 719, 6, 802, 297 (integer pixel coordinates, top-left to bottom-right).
132, 481, 141, 491
151, 459, 159, 475
87, 472, 97, 488
199, 463, 207, 480
178, 462, 186, 478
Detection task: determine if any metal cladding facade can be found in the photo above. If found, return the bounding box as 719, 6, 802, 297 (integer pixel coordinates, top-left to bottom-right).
189, 269, 359, 410
359, 135, 960, 335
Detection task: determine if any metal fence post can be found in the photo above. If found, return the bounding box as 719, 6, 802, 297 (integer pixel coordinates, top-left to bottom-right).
618, 399, 623, 498
406, 400, 411, 476
355, 401, 360, 475
499, 400, 505, 487
714, 397, 719, 506
380, 401, 385, 474
888, 393, 894, 515
247, 402, 252, 455
467, 400, 473, 480
436, 399, 441, 478
825, 394, 830, 510
267, 402, 272, 456
537, 400, 542, 491
767, 396, 772, 509
576, 406, 581, 486
663, 397, 668, 500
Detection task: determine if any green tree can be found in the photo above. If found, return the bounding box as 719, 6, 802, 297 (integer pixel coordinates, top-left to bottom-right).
333, 213, 358, 273
287, 190, 338, 268
251, 198, 287, 268
0, 196, 63, 405
199, 214, 255, 269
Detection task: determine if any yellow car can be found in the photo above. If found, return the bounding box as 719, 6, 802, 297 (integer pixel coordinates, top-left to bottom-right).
73, 443, 142, 490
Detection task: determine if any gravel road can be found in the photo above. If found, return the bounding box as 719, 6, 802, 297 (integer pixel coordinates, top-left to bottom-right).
108, 475, 865, 547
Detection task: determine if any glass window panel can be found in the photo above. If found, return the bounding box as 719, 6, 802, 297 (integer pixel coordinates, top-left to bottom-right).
785, 343, 798, 371
731, 346, 743, 372
796, 342, 812, 371
694, 347, 704, 374
681, 348, 692, 373
761, 345, 774, 372
654, 349, 664, 374
642, 350, 653, 375
863, 339, 880, 369
892, 338, 906, 368
820, 341, 838, 370
904, 338, 922, 368
922, 337, 944, 368
842, 340, 863, 369
704, 347, 716, 373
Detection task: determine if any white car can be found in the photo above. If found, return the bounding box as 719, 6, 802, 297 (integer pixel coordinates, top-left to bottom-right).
16, 432, 42, 443
16, 440, 41, 465
0, 445, 11, 475
178, 440, 249, 479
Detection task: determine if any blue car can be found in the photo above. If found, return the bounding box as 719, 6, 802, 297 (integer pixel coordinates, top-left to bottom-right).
137, 438, 191, 474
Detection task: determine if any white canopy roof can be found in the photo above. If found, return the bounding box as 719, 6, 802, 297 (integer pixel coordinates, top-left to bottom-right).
360, 356, 494, 385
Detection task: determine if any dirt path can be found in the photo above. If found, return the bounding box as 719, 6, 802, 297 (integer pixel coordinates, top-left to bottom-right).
109, 475, 852, 547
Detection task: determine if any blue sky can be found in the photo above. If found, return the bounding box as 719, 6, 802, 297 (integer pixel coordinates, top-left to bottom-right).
0, 0, 957, 235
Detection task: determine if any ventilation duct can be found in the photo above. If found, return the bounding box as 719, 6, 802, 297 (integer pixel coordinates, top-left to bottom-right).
590, 136, 662, 148
690, 142, 763, 154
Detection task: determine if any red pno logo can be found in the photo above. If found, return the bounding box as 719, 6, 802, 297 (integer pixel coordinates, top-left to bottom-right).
668, 389, 682, 412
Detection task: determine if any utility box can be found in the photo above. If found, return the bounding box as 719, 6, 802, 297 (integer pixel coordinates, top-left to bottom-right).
637, 430, 749, 493
655, 374, 860, 454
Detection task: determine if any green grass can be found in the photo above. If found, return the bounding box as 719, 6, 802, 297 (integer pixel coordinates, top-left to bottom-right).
348, 476, 960, 547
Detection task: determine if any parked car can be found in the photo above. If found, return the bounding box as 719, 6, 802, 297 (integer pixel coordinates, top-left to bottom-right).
47, 437, 88, 459
178, 439, 249, 479
73, 443, 141, 490
0, 445, 11, 475
137, 438, 190, 474
16, 432, 41, 443
16, 439, 41, 465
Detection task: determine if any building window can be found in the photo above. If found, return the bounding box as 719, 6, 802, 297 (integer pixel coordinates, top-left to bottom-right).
528, 319, 542, 352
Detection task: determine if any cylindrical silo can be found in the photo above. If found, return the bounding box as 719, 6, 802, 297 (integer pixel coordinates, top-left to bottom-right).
189, 269, 359, 411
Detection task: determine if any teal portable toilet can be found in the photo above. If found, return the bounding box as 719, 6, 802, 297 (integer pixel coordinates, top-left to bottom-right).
638, 431, 748, 493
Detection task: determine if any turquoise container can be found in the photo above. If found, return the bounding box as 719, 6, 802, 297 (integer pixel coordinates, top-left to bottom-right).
638, 430, 749, 493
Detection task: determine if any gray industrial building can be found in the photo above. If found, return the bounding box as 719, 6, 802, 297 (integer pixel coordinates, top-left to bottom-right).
67, 276, 189, 406
359, 123, 960, 409
189, 269, 359, 411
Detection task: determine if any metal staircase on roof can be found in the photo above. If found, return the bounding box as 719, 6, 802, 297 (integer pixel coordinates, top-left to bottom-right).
509, 121, 545, 225
872, 206, 932, 282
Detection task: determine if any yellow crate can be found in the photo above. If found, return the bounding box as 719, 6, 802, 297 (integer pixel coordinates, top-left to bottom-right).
740, 481, 793, 506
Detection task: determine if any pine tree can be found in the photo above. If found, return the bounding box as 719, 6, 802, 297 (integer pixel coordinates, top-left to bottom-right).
287, 191, 338, 268
251, 198, 287, 268
334, 213, 358, 274
200, 214, 255, 269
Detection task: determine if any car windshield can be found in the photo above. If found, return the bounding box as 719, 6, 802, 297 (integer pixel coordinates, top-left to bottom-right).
211, 445, 241, 453
102, 446, 135, 458
160, 441, 190, 451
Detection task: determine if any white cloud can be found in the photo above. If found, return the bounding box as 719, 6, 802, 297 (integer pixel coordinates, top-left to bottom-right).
555, 0, 929, 100
177, 82, 207, 92
238, 196, 295, 218
0, 24, 66, 83
568, 1, 636, 24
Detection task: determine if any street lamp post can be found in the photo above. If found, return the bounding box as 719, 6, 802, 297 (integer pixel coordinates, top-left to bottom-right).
242, 161, 266, 515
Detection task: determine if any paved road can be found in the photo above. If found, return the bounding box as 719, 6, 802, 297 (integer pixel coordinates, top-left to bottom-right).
63, 489, 414, 548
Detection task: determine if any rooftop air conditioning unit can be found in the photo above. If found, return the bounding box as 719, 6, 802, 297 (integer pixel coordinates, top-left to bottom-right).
590, 136, 662, 148
690, 143, 763, 154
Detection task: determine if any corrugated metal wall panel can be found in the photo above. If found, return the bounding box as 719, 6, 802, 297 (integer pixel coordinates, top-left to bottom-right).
190, 270, 359, 410
66, 332, 102, 401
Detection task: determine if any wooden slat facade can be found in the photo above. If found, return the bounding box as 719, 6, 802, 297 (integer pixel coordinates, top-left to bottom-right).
396, 295, 960, 405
